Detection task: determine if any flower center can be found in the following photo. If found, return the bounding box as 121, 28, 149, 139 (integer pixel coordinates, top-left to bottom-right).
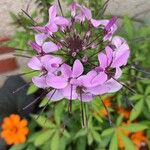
67, 34, 83, 53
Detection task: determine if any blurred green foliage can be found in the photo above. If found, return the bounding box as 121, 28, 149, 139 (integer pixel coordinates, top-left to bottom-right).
6, 0, 150, 150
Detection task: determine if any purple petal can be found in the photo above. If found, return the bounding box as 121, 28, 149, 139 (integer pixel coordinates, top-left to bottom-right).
72, 59, 84, 78
114, 67, 122, 79
46, 22, 58, 33
112, 36, 125, 48
78, 70, 97, 87
35, 33, 47, 46
54, 17, 69, 26
90, 19, 105, 28
82, 6, 92, 20
105, 16, 117, 31
28, 56, 42, 70
105, 78, 122, 93
40, 55, 53, 69
45, 57, 62, 72
61, 84, 78, 100
71, 1, 76, 17
91, 72, 108, 86
105, 46, 113, 65
49, 5, 57, 21
47, 90, 64, 101
111, 43, 130, 67
42, 41, 58, 53
46, 75, 68, 89
98, 53, 108, 69
61, 64, 72, 78
87, 85, 108, 95
29, 42, 42, 54
80, 93, 94, 102
32, 76, 47, 88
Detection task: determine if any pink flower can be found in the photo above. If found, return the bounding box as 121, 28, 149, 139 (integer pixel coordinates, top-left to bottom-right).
71, 2, 92, 22
27, 3, 131, 103
34, 5, 69, 34
28, 55, 62, 88
30, 34, 59, 55
91, 17, 117, 41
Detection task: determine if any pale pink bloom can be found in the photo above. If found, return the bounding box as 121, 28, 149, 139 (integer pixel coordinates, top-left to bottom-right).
30, 34, 59, 55
28, 55, 62, 88
91, 17, 117, 41
71, 2, 92, 22
33, 5, 69, 34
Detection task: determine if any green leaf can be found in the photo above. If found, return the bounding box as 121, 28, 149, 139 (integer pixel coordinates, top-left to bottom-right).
145, 86, 150, 95
123, 16, 134, 39
101, 128, 114, 137
63, 130, 70, 138
87, 132, 93, 145
28, 131, 43, 142
27, 84, 38, 95
39, 97, 49, 107
116, 115, 124, 126
129, 100, 144, 121
129, 94, 143, 101
119, 131, 135, 150
91, 130, 101, 143
121, 123, 148, 132
34, 130, 54, 146
54, 103, 64, 125
31, 115, 55, 128
146, 96, 150, 110
9, 144, 26, 150
50, 131, 59, 150
74, 129, 87, 139
109, 132, 118, 150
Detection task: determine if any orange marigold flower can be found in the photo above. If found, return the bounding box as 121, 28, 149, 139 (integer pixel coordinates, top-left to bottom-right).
1, 114, 29, 145
117, 107, 130, 119
131, 131, 147, 148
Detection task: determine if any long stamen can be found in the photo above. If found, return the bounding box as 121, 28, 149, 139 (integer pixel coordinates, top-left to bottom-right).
112, 77, 136, 94
99, 0, 110, 16
13, 82, 31, 94
68, 85, 73, 114
23, 91, 46, 110
84, 103, 88, 128
80, 89, 85, 128
124, 93, 135, 109
14, 54, 31, 58
131, 66, 150, 75
8, 71, 37, 78
36, 90, 56, 120
57, 0, 64, 17
21, 9, 38, 26
99, 96, 112, 126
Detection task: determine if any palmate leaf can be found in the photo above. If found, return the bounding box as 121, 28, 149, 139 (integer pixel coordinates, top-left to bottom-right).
121, 123, 148, 132
118, 131, 135, 150
50, 131, 60, 150
129, 99, 144, 121
34, 129, 55, 146
109, 131, 118, 150
74, 129, 88, 139
9, 144, 27, 150
31, 115, 55, 128
101, 128, 114, 137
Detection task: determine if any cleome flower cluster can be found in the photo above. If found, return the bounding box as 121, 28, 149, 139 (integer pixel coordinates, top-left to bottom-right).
28, 2, 130, 102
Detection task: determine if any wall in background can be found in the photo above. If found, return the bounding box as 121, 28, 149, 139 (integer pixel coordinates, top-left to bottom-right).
0, 0, 150, 36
